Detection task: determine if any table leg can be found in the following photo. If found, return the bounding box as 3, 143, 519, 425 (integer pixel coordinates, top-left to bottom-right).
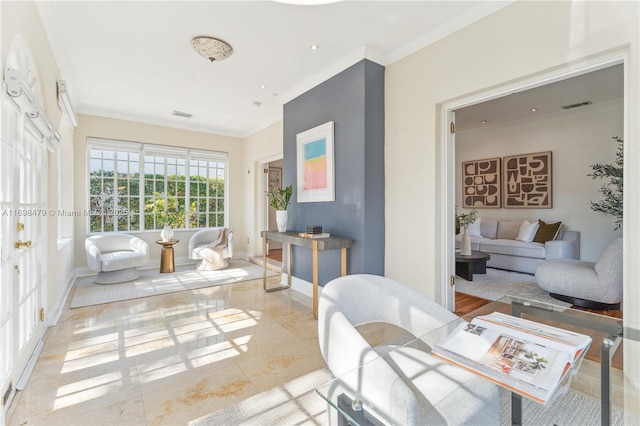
262, 235, 268, 291
313, 240, 319, 319
341, 247, 347, 276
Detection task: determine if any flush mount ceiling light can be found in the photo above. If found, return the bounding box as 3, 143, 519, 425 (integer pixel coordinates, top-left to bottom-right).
191, 36, 233, 62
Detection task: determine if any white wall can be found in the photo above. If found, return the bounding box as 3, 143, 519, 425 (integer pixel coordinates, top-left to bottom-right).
242, 120, 283, 258
385, 0, 639, 328
456, 100, 623, 261
72, 114, 245, 267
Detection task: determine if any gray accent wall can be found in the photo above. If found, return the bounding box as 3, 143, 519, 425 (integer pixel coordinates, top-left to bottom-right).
282, 59, 385, 286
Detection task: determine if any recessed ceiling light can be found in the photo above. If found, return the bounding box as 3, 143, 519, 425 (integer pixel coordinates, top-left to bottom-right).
253, 101, 262, 108
531, 108, 538, 112
260, 84, 267, 89
481, 120, 488, 124
310, 44, 319, 50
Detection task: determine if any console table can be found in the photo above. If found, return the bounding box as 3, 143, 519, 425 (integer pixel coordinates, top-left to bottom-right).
261, 231, 352, 318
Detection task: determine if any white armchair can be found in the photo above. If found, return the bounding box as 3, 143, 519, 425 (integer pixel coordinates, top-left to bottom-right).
188, 227, 234, 270
536, 237, 623, 310
85, 233, 149, 284
318, 274, 499, 425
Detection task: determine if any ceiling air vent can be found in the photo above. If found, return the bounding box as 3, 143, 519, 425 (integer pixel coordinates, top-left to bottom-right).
172, 110, 192, 118
561, 101, 592, 110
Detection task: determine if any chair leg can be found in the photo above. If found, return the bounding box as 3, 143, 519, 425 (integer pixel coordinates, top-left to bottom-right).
549, 293, 620, 310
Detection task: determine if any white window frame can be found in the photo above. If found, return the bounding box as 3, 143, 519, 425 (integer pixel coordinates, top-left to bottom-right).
86, 137, 228, 234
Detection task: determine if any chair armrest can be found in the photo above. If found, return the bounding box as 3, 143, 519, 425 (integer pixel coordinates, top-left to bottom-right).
226, 230, 234, 258
85, 239, 102, 272
545, 231, 580, 260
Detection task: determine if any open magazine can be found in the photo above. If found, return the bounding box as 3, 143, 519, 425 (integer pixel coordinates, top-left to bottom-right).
431, 311, 592, 404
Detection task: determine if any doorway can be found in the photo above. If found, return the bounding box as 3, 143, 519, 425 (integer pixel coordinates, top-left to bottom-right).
262, 158, 283, 262
439, 52, 627, 312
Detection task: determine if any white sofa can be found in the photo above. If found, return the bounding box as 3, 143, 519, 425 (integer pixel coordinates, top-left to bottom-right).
85, 233, 149, 284
456, 219, 580, 274
318, 274, 499, 425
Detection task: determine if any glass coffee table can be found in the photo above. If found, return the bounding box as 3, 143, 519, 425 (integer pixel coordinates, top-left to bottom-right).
316, 296, 638, 426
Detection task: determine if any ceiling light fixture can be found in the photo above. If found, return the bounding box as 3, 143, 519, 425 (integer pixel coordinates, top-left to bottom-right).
260, 84, 267, 89
310, 44, 319, 50
191, 36, 233, 62
481, 120, 488, 124
531, 108, 538, 112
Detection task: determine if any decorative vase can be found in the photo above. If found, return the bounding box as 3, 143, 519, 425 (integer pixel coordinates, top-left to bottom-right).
276, 210, 288, 232
161, 223, 174, 242
460, 227, 472, 256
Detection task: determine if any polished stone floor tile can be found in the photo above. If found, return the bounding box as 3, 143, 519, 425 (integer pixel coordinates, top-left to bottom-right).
7, 274, 323, 425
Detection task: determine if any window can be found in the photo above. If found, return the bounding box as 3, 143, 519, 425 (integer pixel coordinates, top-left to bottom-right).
88, 138, 227, 233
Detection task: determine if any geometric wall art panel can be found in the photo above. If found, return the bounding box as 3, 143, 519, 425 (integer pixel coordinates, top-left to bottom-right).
503, 151, 552, 208
462, 157, 501, 208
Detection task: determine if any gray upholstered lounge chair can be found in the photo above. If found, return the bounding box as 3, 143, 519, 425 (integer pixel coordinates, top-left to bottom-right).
535, 237, 622, 309
318, 274, 499, 425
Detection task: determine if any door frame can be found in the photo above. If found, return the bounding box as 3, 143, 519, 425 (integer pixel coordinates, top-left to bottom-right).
437, 50, 628, 311
257, 154, 283, 257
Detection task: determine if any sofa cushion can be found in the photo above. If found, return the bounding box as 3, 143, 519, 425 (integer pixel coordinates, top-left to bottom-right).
516, 220, 539, 242
467, 217, 482, 236
480, 219, 498, 239
496, 220, 523, 240
479, 239, 545, 259
533, 220, 563, 243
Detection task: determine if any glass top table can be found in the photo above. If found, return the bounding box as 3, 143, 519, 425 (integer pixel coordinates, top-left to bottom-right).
316, 296, 639, 426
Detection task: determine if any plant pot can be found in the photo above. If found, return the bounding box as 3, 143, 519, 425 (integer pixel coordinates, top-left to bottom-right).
460, 228, 472, 256
276, 210, 288, 232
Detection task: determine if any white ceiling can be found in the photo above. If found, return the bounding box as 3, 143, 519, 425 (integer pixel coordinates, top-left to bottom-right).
35, 0, 513, 138
455, 64, 624, 133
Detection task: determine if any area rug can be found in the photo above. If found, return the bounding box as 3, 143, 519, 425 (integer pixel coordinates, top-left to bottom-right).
71, 259, 276, 308
190, 367, 636, 425
456, 267, 572, 307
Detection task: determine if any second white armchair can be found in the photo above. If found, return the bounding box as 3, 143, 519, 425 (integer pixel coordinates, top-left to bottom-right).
188, 227, 234, 270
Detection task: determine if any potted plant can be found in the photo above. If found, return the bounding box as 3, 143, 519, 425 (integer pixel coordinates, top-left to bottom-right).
266, 185, 293, 232
456, 208, 477, 256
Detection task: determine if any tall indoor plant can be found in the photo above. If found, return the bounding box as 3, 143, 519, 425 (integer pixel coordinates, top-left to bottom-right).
267, 185, 293, 232
589, 136, 623, 230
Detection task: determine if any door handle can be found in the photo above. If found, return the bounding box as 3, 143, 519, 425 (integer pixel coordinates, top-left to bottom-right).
15, 240, 32, 249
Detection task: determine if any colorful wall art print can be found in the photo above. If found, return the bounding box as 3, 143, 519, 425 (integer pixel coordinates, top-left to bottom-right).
297, 121, 335, 203
462, 157, 501, 208
303, 138, 328, 191
503, 151, 552, 208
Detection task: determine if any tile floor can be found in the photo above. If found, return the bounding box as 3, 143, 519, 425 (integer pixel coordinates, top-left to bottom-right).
7, 275, 327, 425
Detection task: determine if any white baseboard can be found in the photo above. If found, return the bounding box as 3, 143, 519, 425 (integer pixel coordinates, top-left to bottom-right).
283, 273, 315, 299
49, 269, 77, 326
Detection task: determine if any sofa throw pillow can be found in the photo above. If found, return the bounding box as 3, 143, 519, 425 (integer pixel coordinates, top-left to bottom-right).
516, 220, 540, 242
533, 220, 563, 243
467, 217, 482, 236
497, 220, 522, 240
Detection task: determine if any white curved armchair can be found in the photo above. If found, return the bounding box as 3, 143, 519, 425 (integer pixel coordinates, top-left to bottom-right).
318, 274, 499, 425
85, 233, 149, 284
188, 227, 234, 270
536, 237, 623, 309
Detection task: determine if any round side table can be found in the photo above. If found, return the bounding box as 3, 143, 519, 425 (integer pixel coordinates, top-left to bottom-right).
156, 239, 179, 273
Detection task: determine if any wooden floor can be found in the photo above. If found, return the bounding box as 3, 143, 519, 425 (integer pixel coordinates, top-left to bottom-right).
266, 248, 282, 262
454, 291, 623, 318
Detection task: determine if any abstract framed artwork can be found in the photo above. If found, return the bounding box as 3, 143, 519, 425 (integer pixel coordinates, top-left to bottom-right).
462, 157, 501, 208
503, 151, 552, 208
296, 121, 335, 203
268, 167, 282, 190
